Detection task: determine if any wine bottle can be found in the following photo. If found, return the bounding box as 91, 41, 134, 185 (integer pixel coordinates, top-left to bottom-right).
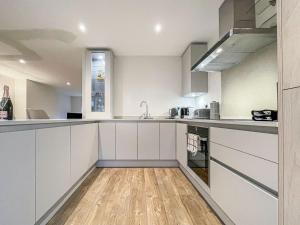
0, 85, 13, 120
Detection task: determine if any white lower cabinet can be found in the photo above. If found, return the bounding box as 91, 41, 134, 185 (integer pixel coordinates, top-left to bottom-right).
138, 123, 159, 160
99, 122, 116, 160
0, 130, 35, 225
176, 123, 187, 167
116, 123, 138, 160
159, 123, 176, 160
71, 123, 98, 184
211, 160, 278, 225
36, 126, 71, 221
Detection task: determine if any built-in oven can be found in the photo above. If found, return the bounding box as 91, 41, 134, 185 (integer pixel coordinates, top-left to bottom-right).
187, 125, 209, 186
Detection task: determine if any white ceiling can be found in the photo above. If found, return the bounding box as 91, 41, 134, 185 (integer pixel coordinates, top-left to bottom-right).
0, 0, 223, 94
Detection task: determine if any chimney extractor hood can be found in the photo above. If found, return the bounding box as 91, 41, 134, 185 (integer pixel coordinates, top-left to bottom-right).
192, 0, 277, 72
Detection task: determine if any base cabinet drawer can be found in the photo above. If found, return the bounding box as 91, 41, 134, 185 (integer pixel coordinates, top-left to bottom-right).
211, 160, 278, 225
210, 142, 278, 192
210, 127, 278, 163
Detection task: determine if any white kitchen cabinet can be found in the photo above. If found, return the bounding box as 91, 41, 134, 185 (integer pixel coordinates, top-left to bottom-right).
0, 130, 35, 225
210, 127, 278, 163
182, 43, 208, 97
82, 50, 114, 119
160, 123, 176, 160
99, 122, 116, 160
138, 123, 159, 160
71, 123, 98, 184
116, 123, 137, 160
36, 126, 71, 220
176, 123, 187, 167
211, 142, 278, 192
211, 160, 278, 225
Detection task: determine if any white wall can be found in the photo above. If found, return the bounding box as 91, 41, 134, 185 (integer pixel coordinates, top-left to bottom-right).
26, 80, 71, 119
114, 56, 195, 116
195, 72, 222, 109
70, 96, 82, 113
14, 79, 27, 119
221, 43, 278, 119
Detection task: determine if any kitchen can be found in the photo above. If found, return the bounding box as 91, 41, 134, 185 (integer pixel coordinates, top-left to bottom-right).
0, 0, 298, 225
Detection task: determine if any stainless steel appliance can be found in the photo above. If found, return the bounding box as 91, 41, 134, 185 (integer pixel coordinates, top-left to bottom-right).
194, 108, 210, 119
187, 125, 209, 186
192, 0, 277, 72
210, 101, 220, 120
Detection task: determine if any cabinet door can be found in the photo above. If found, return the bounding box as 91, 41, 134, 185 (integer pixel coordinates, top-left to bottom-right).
0, 130, 35, 225
36, 126, 71, 220
71, 123, 98, 184
160, 123, 176, 160
176, 123, 187, 167
282, 0, 300, 89
211, 160, 278, 225
182, 46, 191, 96
138, 123, 159, 160
116, 123, 137, 160
99, 122, 116, 160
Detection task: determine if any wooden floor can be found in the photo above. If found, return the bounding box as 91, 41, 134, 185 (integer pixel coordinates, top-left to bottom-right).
48, 168, 222, 225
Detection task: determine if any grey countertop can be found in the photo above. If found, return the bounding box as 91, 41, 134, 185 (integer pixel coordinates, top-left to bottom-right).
0, 117, 278, 134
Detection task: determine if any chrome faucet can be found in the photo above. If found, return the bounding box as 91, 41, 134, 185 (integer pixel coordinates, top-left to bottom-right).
139, 100, 152, 119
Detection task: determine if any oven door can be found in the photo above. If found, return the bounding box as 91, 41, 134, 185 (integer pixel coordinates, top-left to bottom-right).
187, 126, 209, 186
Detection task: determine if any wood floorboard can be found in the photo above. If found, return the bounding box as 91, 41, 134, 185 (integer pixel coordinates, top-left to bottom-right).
47, 168, 222, 225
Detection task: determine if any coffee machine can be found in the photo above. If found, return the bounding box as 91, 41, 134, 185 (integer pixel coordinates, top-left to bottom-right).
180, 107, 190, 119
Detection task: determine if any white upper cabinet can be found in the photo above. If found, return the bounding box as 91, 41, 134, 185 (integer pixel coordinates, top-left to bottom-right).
82, 50, 114, 119
99, 122, 116, 160
116, 123, 138, 160
36, 126, 71, 220
0, 130, 35, 225
182, 43, 208, 97
160, 123, 176, 160
138, 123, 159, 160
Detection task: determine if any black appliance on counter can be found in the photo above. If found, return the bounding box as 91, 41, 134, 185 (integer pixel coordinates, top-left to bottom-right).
187, 125, 209, 186
67, 113, 82, 119
180, 107, 189, 119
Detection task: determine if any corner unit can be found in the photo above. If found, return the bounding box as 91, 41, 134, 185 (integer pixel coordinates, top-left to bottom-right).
82, 49, 114, 119
182, 43, 208, 97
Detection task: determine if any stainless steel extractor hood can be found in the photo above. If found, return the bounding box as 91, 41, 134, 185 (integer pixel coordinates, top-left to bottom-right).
192, 0, 277, 72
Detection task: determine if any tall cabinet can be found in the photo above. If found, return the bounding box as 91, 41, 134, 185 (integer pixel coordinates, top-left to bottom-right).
278, 0, 300, 224
82, 49, 114, 119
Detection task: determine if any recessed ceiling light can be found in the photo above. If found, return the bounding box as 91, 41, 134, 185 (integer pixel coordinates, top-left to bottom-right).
78, 23, 86, 33
66, 82, 71, 86
216, 48, 223, 54
19, 59, 26, 64
154, 23, 162, 33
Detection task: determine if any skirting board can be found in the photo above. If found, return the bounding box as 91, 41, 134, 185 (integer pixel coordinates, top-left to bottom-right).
179, 164, 234, 225
36, 165, 96, 225
96, 160, 179, 168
